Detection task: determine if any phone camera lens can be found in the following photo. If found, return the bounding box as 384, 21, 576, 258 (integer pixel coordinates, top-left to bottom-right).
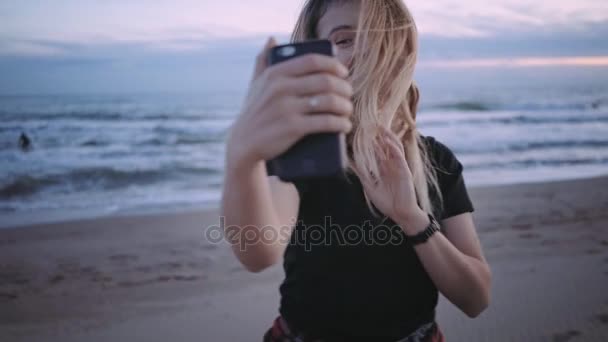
278, 46, 296, 57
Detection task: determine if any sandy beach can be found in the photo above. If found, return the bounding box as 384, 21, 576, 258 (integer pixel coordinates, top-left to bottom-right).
1, 175, 608, 341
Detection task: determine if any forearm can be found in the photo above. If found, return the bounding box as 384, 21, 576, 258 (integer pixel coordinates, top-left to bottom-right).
399, 212, 491, 317
220, 159, 284, 272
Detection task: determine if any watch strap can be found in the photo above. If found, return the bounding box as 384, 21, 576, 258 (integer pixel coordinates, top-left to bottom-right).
407, 213, 441, 246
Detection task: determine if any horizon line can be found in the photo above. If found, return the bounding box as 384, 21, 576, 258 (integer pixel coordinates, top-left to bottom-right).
420, 56, 608, 68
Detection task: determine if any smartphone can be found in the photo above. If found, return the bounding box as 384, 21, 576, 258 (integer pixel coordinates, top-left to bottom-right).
265, 39, 349, 182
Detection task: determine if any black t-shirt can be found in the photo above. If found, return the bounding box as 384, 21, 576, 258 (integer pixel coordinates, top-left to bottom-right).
266, 134, 475, 340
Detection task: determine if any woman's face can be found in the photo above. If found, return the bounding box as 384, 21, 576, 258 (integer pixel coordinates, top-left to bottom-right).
316, 1, 360, 70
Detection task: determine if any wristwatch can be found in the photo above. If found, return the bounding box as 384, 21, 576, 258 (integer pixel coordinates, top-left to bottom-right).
406, 213, 441, 246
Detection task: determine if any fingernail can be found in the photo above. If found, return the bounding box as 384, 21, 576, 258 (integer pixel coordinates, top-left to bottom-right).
265, 36, 275, 48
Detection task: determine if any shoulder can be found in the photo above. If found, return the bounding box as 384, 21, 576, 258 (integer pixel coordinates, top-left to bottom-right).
421, 134, 475, 220
420, 134, 462, 175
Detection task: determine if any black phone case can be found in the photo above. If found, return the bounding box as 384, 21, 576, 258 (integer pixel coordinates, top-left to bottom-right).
265, 40, 348, 182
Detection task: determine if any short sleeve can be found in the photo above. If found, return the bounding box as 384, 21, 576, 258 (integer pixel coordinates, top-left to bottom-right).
426, 137, 475, 220
265, 160, 309, 198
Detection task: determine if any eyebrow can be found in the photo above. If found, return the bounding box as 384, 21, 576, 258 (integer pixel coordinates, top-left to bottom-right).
325, 25, 354, 38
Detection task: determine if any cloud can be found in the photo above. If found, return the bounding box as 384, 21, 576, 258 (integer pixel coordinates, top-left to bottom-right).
0, 40, 67, 57
0, 0, 298, 56
2, 0, 608, 57
410, 0, 608, 37
417, 20, 608, 61
1, 0, 607, 94
0, 34, 280, 94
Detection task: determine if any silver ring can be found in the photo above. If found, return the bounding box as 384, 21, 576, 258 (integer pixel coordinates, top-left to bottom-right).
308, 96, 320, 110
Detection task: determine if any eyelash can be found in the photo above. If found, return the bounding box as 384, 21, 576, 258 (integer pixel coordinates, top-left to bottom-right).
336, 38, 353, 45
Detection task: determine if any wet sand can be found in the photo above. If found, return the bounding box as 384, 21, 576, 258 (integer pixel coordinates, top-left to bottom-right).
1, 175, 608, 341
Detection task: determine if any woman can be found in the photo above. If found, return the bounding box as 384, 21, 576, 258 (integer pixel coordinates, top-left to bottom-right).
221, 0, 492, 341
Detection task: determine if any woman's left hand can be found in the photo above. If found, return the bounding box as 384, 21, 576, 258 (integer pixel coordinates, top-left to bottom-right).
353, 126, 423, 226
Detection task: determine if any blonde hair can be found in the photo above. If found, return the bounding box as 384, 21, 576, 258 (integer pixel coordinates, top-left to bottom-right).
291, 0, 444, 217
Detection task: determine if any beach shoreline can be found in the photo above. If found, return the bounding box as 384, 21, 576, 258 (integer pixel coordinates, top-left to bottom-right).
3, 172, 607, 230
1, 174, 608, 341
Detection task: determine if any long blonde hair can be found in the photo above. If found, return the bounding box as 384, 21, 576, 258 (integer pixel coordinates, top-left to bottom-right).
291, 0, 443, 217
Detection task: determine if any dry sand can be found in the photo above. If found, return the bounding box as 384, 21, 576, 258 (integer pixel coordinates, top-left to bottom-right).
1, 175, 608, 341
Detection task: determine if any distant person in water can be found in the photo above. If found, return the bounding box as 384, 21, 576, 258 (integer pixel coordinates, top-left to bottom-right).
19, 132, 31, 151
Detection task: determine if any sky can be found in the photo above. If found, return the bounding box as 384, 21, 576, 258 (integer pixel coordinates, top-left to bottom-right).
1, 0, 608, 94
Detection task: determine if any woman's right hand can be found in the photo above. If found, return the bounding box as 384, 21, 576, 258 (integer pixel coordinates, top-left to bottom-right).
226, 37, 354, 172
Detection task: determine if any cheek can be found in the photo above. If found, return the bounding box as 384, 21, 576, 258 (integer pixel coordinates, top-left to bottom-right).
336, 48, 354, 69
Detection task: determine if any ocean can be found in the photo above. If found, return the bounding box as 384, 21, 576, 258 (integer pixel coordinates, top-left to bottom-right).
1, 66, 607, 227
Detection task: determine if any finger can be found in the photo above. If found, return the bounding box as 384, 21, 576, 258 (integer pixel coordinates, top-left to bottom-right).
381, 134, 406, 163
385, 137, 403, 160
286, 73, 353, 99
383, 135, 412, 175
375, 138, 394, 177
376, 130, 411, 177
252, 36, 277, 80
292, 94, 353, 117
269, 53, 349, 79
369, 146, 386, 181
379, 126, 400, 144
297, 114, 352, 135
378, 157, 390, 178
379, 128, 405, 159
373, 134, 389, 162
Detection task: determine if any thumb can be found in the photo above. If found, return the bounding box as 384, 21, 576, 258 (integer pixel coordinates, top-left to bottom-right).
252, 36, 277, 80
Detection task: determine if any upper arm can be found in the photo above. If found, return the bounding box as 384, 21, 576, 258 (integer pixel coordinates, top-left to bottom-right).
429, 137, 485, 262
